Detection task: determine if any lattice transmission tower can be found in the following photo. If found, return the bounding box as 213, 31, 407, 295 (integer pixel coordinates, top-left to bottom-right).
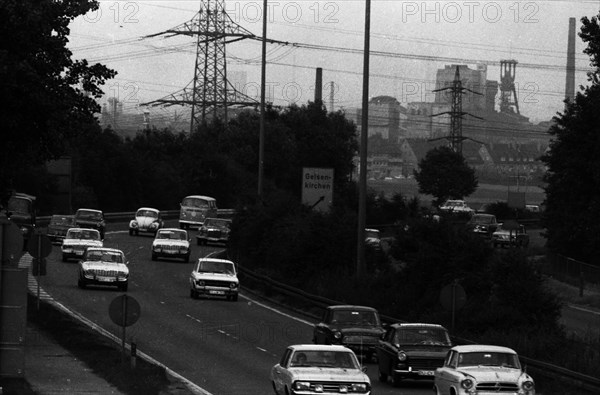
430, 66, 483, 154
143, 0, 260, 132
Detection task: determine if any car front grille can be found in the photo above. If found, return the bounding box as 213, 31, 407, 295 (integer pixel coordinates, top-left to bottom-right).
158, 244, 182, 251
94, 270, 122, 277
476, 382, 520, 392
308, 381, 368, 393
198, 279, 232, 287
207, 230, 222, 237
406, 356, 445, 370
344, 335, 379, 344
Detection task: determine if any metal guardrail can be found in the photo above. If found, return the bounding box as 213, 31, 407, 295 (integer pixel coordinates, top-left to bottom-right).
233, 260, 600, 393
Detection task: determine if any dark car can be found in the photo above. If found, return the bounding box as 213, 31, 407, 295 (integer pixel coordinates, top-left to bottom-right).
466, 213, 498, 238
196, 217, 232, 246
492, 223, 530, 248
376, 323, 452, 387
313, 305, 385, 362
46, 215, 77, 244
74, 208, 106, 239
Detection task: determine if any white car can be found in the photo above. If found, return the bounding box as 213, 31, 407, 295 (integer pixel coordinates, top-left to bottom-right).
151, 228, 190, 262
434, 344, 535, 395
439, 200, 474, 214
271, 344, 371, 395
77, 247, 129, 291
189, 258, 239, 301
129, 207, 163, 236
61, 228, 103, 262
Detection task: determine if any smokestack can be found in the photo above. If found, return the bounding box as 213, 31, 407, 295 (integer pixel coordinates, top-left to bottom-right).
565, 17, 576, 104
315, 67, 323, 102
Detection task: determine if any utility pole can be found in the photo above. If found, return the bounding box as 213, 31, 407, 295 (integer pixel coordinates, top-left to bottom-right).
258, 0, 267, 198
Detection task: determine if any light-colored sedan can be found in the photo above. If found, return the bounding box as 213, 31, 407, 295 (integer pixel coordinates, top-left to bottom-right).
129, 207, 163, 236
434, 344, 535, 395
271, 344, 371, 395
77, 247, 129, 291
151, 228, 190, 262
189, 258, 239, 301
61, 228, 103, 262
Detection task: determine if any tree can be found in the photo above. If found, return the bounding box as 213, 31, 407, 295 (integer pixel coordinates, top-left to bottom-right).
0, 0, 116, 196
413, 146, 478, 207
541, 13, 600, 263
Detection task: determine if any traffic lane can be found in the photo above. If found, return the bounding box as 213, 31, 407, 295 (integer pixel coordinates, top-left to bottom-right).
39, 231, 433, 395
560, 304, 600, 338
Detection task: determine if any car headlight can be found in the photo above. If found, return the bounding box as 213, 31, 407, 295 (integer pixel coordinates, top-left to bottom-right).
293, 381, 311, 391
351, 383, 368, 392
461, 378, 474, 389
149, 222, 158, 229
196, 280, 205, 286
522, 380, 535, 391
230, 282, 238, 289
131, 221, 138, 228
333, 331, 342, 339
397, 351, 407, 361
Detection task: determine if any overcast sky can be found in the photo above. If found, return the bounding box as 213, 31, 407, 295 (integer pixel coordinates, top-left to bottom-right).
68, 1, 600, 125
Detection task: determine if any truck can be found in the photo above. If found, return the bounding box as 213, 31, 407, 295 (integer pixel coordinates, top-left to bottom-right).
6, 192, 37, 248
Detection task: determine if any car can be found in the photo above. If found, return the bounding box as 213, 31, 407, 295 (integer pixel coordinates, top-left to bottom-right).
179, 195, 218, 229
46, 214, 77, 244
376, 323, 452, 386
129, 207, 164, 236
74, 208, 106, 239
77, 247, 129, 291
151, 228, 191, 262
195, 218, 232, 246
270, 344, 371, 395
492, 223, 530, 248
466, 213, 499, 238
61, 228, 103, 262
189, 258, 239, 301
439, 200, 474, 214
433, 344, 535, 395
313, 305, 385, 362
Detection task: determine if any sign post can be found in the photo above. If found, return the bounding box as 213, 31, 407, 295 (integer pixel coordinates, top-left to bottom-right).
109, 295, 141, 363
27, 232, 52, 310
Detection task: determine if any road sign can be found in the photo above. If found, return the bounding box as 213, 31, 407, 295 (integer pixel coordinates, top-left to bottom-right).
27, 232, 52, 259
301, 167, 334, 212
109, 294, 141, 328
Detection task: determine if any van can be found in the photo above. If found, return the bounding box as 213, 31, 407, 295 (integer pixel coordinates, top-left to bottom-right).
179, 195, 217, 229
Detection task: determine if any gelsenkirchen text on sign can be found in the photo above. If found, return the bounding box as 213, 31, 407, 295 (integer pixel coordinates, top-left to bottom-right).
302, 168, 334, 212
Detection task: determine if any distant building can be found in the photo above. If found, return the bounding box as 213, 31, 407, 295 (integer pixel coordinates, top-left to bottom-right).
355, 96, 406, 143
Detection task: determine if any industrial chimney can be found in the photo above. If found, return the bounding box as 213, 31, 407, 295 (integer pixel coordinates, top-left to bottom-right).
565, 17, 576, 103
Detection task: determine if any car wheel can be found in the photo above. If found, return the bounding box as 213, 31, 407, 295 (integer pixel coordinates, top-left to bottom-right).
231, 294, 238, 302
392, 373, 403, 387
129, 229, 134, 236
135, 230, 139, 236
183, 254, 190, 263
378, 369, 388, 382
78, 277, 86, 289
197, 238, 201, 246
433, 384, 443, 395
151, 253, 157, 261
271, 381, 279, 395
119, 283, 128, 292
62, 255, 67, 262
190, 289, 198, 299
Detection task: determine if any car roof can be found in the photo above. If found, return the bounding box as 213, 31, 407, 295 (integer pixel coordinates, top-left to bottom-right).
197, 258, 234, 264
327, 305, 378, 312
86, 247, 123, 254
76, 208, 103, 213
391, 323, 448, 330
450, 344, 517, 354
158, 228, 186, 232
288, 344, 353, 352
137, 207, 159, 212
68, 227, 99, 232
183, 195, 216, 201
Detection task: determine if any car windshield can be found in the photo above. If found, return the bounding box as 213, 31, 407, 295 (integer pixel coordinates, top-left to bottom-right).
76, 210, 101, 220
445, 201, 463, 207
67, 229, 99, 240
204, 218, 229, 227
137, 209, 158, 218
365, 230, 380, 238
7, 198, 31, 213
85, 250, 124, 264
196, 260, 235, 274
394, 327, 451, 346
458, 352, 520, 368
290, 350, 359, 369
182, 198, 211, 208
330, 309, 379, 326
157, 231, 186, 240
472, 215, 493, 224
51, 216, 74, 226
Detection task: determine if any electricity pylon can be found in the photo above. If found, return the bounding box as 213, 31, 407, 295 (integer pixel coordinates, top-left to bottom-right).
143, 0, 259, 132
430, 66, 484, 154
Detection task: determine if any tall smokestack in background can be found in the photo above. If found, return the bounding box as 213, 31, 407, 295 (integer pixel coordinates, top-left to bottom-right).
565, 17, 576, 104
315, 67, 323, 102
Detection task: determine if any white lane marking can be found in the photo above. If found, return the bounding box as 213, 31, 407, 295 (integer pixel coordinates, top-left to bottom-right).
240, 293, 314, 327
567, 304, 600, 316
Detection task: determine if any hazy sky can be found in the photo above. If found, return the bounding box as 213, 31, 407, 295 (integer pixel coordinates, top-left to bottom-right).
68, 1, 600, 125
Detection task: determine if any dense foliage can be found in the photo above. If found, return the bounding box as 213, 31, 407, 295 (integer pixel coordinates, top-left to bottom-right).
413, 146, 478, 207
0, 0, 116, 199
542, 13, 600, 264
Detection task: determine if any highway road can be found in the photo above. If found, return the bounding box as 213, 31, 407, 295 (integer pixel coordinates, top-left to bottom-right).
36, 223, 435, 395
